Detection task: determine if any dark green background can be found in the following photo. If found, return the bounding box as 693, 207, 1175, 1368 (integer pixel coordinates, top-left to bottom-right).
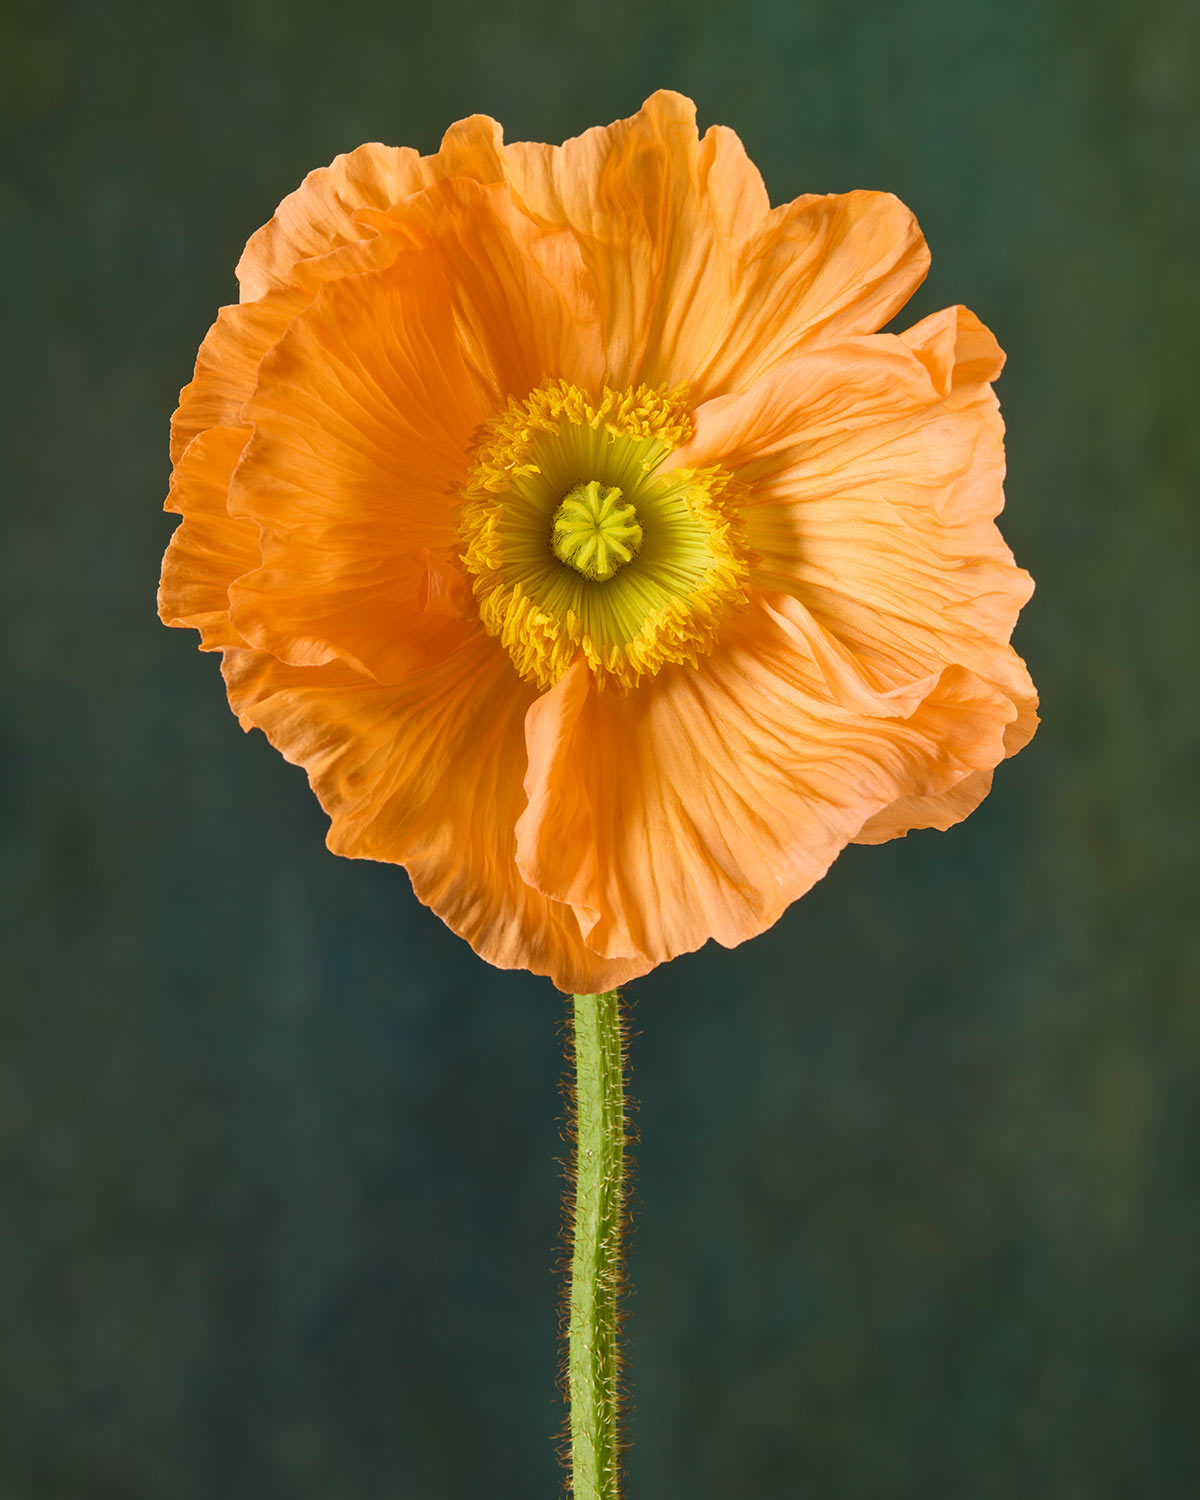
3, 0, 1197, 1495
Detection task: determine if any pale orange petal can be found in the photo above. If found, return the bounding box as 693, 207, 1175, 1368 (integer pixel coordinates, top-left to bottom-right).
671, 332, 948, 470
235, 142, 429, 303
176, 140, 442, 464
499, 93, 927, 398
852, 768, 995, 844
673, 310, 1038, 787
430, 114, 508, 182
157, 425, 259, 649
357, 177, 605, 403
226, 180, 603, 683
177, 134, 517, 464
900, 303, 1006, 393
231, 94, 766, 397
222, 95, 929, 422
515, 608, 1016, 970
761, 592, 1024, 843
170, 223, 405, 465
704, 189, 930, 388
849, 304, 1021, 843
234, 121, 514, 303
224, 248, 481, 680
500, 91, 768, 394
222, 637, 647, 993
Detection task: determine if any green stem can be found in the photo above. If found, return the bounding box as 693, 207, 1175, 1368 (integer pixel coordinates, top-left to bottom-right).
565, 990, 629, 1499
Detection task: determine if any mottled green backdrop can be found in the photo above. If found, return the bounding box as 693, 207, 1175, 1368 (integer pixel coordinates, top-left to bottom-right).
3, 1, 1197, 1496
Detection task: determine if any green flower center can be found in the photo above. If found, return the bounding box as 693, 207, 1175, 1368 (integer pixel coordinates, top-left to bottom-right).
551, 480, 643, 582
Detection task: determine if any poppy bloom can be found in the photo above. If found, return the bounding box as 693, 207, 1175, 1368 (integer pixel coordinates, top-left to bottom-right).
159, 91, 1037, 995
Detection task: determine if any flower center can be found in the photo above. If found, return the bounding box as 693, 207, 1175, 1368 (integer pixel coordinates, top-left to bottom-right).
550, 481, 643, 582
458, 380, 752, 692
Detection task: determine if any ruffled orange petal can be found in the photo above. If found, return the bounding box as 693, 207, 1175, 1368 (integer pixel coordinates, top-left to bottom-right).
211, 123, 539, 456
499, 92, 928, 398
158, 425, 259, 649
224, 249, 482, 680
222, 636, 646, 994
852, 768, 995, 844
233, 120, 515, 303
202, 96, 928, 448
700, 189, 929, 393
515, 607, 1016, 972
234, 96, 758, 394
235, 143, 428, 303
170, 222, 412, 466
226, 179, 603, 683
761, 592, 1019, 844
671, 306, 1037, 845
357, 177, 605, 403
499, 91, 766, 394
176, 125, 518, 464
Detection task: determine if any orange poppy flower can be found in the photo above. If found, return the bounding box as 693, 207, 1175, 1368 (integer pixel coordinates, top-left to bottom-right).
159, 91, 1037, 994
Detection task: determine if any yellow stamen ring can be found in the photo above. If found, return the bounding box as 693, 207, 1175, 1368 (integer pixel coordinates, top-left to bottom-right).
551, 481, 643, 582
458, 380, 752, 692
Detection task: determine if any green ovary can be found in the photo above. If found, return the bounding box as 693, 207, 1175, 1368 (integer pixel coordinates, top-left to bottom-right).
551, 480, 644, 582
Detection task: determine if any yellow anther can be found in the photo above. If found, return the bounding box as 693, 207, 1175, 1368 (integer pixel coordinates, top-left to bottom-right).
458, 379, 751, 691
551, 481, 643, 582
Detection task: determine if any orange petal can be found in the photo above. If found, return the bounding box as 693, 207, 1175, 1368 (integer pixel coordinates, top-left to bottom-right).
500, 90, 769, 395
234, 120, 514, 303
900, 303, 1006, 393
844, 310, 1021, 845
158, 425, 259, 649
675, 311, 1038, 777
356, 177, 604, 403
211, 95, 929, 441
701, 189, 930, 390
853, 768, 995, 844
515, 608, 1016, 971
171, 222, 407, 465
227, 180, 603, 682
501, 93, 927, 397
236, 143, 429, 303
176, 130, 519, 464
222, 636, 647, 994
671, 332, 949, 471
760, 592, 1021, 844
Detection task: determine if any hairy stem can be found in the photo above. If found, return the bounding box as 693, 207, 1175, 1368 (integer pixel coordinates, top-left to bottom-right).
565, 990, 629, 1498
